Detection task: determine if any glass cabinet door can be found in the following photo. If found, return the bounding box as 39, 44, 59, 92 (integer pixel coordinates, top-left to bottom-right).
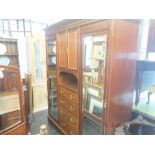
0, 66, 23, 133
47, 41, 58, 120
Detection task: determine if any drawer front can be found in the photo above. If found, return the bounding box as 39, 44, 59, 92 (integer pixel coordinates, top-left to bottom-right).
59, 107, 79, 134
59, 87, 78, 104
59, 97, 79, 116
59, 119, 79, 135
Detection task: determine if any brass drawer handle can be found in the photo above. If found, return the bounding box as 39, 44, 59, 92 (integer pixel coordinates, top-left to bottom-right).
60, 110, 65, 115
69, 95, 73, 99
70, 117, 76, 123
70, 105, 76, 111
61, 122, 65, 127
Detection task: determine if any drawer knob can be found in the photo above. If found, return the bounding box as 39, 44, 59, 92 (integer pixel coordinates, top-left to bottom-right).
70, 117, 76, 123
70, 95, 73, 99
60, 110, 65, 115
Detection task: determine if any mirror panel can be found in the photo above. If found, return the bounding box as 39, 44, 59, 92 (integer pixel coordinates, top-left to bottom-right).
47, 41, 58, 120
0, 66, 22, 132
82, 34, 107, 134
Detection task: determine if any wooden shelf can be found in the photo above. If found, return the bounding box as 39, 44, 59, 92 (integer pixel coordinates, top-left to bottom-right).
48, 64, 56, 66
48, 54, 56, 56
0, 54, 18, 56
60, 83, 78, 93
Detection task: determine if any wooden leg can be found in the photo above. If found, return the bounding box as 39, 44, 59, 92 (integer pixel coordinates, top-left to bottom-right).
135, 72, 143, 105
147, 92, 152, 104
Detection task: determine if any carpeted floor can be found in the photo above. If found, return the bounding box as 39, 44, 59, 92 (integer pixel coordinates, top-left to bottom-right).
30, 109, 61, 135
83, 117, 101, 135
30, 109, 102, 135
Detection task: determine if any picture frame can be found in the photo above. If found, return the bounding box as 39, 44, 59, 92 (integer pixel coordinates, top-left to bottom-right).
88, 94, 103, 118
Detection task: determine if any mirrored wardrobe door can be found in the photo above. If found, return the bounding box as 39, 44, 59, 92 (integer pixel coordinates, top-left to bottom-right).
82, 33, 108, 135
47, 40, 58, 120
0, 66, 23, 133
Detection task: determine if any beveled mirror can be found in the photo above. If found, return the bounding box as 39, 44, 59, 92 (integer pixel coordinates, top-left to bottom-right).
82, 34, 107, 134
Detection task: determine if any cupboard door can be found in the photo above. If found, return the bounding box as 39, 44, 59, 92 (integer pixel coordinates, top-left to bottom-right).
67, 28, 79, 71
104, 20, 139, 134
57, 31, 67, 69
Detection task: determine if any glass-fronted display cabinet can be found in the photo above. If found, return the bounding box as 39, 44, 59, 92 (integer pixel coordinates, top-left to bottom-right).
47, 40, 58, 121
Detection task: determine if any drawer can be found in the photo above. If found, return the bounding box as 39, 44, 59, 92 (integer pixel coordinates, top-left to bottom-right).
59, 87, 78, 104
59, 119, 79, 135
59, 97, 79, 116
59, 107, 79, 126
59, 107, 79, 134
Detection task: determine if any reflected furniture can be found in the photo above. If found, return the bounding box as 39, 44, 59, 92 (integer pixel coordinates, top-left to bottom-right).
148, 85, 155, 104
27, 33, 48, 112
45, 20, 139, 134
115, 115, 155, 135
135, 60, 155, 105
0, 65, 27, 135
46, 39, 58, 126
0, 38, 19, 67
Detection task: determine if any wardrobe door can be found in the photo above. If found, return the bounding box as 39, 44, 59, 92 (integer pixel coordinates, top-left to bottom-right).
57, 31, 67, 69
67, 28, 79, 71
104, 20, 139, 134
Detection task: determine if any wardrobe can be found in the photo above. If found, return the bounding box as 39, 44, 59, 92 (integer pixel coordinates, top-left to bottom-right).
45, 19, 139, 134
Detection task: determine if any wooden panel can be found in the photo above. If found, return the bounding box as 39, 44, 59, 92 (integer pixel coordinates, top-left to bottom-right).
33, 85, 47, 112
28, 32, 48, 112
0, 79, 4, 91
57, 31, 67, 68
67, 28, 79, 70
59, 97, 79, 116
104, 20, 139, 134
3, 122, 27, 135
3, 70, 18, 91
81, 20, 110, 35
0, 110, 21, 131
59, 86, 79, 104
59, 106, 79, 134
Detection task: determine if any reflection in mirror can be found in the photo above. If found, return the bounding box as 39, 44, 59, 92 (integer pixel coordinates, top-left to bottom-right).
0, 43, 7, 55
0, 66, 22, 131
82, 34, 107, 134
34, 40, 43, 81
47, 41, 58, 120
